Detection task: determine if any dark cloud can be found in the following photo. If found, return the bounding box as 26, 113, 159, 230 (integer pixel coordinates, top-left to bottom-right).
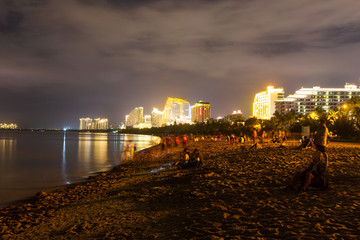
252, 40, 308, 57
322, 22, 360, 45
0, 10, 24, 33
1, 0, 360, 128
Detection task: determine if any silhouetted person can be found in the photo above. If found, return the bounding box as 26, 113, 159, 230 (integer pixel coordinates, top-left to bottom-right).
314, 119, 329, 169
285, 157, 328, 193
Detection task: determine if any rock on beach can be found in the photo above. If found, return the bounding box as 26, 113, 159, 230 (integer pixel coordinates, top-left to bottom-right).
1, 139, 360, 239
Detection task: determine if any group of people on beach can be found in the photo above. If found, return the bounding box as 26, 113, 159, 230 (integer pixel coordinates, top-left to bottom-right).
175, 147, 203, 169
295, 136, 315, 149
127, 118, 330, 194
161, 135, 189, 153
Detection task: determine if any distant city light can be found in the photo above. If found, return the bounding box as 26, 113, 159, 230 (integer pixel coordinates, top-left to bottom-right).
0, 123, 18, 129
232, 110, 242, 114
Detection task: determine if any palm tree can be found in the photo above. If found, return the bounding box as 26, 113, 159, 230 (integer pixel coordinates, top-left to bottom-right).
346, 96, 360, 129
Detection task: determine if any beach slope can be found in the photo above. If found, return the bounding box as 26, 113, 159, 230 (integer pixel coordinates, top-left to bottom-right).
1, 140, 360, 239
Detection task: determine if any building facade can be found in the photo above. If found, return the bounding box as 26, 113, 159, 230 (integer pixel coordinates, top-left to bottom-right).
162, 97, 191, 125
79, 118, 92, 130
136, 115, 152, 129
125, 107, 144, 128
151, 108, 164, 128
79, 118, 108, 130
92, 118, 109, 130
275, 83, 360, 115
253, 86, 284, 119
191, 101, 211, 123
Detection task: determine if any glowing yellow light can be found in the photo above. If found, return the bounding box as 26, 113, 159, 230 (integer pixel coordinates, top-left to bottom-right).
310, 112, 318, 119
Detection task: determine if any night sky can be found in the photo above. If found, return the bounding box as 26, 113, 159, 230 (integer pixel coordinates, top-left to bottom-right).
1, 0, 360, 129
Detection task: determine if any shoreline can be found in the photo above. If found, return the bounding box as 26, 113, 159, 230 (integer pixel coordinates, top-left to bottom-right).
1, 140, 360, 239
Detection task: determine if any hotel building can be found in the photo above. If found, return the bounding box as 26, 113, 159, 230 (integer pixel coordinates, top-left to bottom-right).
151, 108, 164, 128
125, 107, 144, 128
79, 118, 108, 130
275, 83, 360, 115
253, 86, 284, 119
162, 97, 191, 125
136, 115, 152, 129
191, 101, 211, 123
79, 118, 92, 130
92, 118, 109, 130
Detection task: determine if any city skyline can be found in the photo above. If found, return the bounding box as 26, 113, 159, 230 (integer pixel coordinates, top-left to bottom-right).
1, 0, 360, 128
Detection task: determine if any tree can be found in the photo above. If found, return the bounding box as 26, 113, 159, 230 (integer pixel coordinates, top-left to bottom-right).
347, 96, 360, 130
332, 115, 356, 138
245, 117, 258, 127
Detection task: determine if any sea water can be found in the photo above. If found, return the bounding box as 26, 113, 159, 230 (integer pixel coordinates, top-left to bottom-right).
0, 131, 160, 207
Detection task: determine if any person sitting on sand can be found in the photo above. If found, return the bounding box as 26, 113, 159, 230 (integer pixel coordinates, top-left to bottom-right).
272, 135, 281, 143
183, 147, 190, 162
189, 149, 203, 167
174, 147, 190, 168
175, 148, 203, 169
284, 157, 328, 193
295, 136, 314, 149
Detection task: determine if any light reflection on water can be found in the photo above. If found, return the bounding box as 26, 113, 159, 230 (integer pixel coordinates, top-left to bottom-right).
0, 131, 160, 207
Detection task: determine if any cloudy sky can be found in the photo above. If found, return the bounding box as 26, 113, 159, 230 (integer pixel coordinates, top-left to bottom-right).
1, 0, 360, 128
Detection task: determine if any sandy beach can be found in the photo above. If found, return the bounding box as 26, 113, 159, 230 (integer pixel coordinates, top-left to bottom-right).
1, 139, 360, 239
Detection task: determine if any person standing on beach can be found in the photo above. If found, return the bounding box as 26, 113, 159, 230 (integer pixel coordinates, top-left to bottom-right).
182, 135, 188, 147
166, 135, 172, 153
314, 119, 329, 168
261, 130, 266, 143
175, 136, 180, 148
252, 129, 257, 144
161, 137, 166, 152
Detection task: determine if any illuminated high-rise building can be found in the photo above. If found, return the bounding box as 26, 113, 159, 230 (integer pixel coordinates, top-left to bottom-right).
125, 107, 144, 128
143, 115, 151, 123
191, 101, 211, 123
79, 118, 108, 130
275, 83, 360, 115
79, 118, 92, 130
151, 108, 164, 128
162, 97, 191, 125
253, 86, 284, 119
92, 118, 108, 130
136, 114, 152, 129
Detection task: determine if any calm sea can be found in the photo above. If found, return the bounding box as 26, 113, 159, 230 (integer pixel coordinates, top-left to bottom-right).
0, 131, 160, 207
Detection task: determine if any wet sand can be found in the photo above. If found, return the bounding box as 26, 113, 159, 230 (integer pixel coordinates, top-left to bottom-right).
1, 140, 360, 239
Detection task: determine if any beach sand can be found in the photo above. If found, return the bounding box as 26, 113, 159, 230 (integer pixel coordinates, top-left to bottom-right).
1, 140, 360, 239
